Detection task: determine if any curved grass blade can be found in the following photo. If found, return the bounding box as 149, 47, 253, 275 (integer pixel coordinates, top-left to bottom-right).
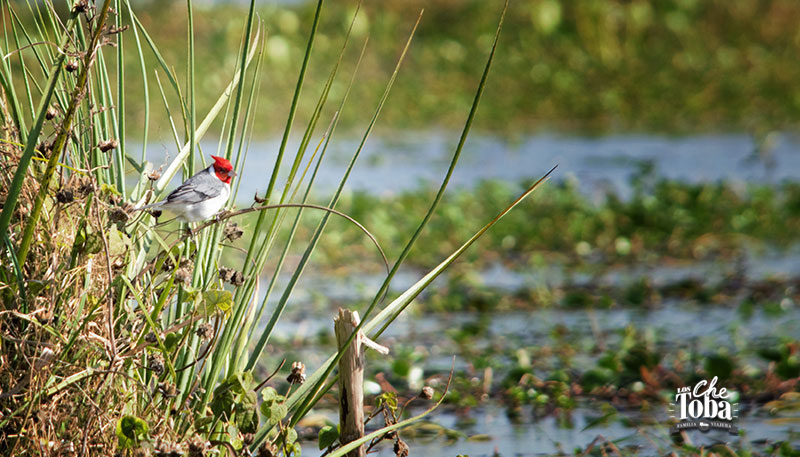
200, 0, 326, 409
245, 11, 422, 372
288, 1, 509, 428
249, 165, 555, 449
236, 11, 367, 373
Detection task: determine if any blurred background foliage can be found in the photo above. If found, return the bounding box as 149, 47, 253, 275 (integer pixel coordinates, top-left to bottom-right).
18, 0, 800, 136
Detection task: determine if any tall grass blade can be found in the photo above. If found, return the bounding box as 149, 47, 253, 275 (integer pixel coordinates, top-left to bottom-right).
233, 6, 364, 373
200, 0, 326, 409
240, 0, 324, 272
0, 9, 79, 243
246, 11, 422, 373
289, 1, 508, 427
15, 0, 115, 267
251, 165, 554, 450
139, 26, 260, 202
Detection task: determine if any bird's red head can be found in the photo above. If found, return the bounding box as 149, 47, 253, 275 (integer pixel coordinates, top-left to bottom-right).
211, 155, 235, 184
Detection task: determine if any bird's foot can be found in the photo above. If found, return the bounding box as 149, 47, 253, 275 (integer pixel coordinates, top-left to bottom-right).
184, 226, 194, 238
214, 210, 230, 223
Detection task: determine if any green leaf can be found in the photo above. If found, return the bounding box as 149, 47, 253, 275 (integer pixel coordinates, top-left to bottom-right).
235, 391, 259, 434
203, 289, 233, 316
211, 381, 236, 419
260, 401, 288, 426
212, 372, 258, 428
83, 230, 103, 255
377, 392, 398, 410
261, 386, 279, 402
318, 425, 338, 450
163, 333, 180, 352
116, 415, 148, 449
285, 428, 298, 445
107, 229, 131, 257
235, 371, 255, 392
194, 414, 214, 433
100, 183, 122, 197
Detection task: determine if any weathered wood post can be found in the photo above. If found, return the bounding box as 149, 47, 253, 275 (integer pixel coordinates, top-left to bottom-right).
334, 308, 388, 457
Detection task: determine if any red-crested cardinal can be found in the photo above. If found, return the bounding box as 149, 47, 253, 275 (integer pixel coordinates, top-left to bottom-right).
137, 155, 236, 222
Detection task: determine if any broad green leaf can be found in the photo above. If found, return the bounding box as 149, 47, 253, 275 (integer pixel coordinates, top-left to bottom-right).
284, 427, 298, 445
116, 415, 148, 449
203, 289, 233, 316
261, 386, 279, 402
318, 425, 338, 450
235, 391, 259, 434
210, 381, 236, 419
260, 401, 288, 426
107, 229, 131, 257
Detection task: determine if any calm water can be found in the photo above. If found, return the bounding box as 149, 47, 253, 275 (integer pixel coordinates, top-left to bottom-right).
142, 131, 800, 201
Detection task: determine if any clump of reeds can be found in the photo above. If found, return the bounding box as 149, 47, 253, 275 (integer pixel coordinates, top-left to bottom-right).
0, 1, 549, 455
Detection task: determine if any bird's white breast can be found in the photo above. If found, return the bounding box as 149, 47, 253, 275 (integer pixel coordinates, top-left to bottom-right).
178, 184, 230, 222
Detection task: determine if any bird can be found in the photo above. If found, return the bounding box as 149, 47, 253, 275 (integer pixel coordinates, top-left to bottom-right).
137, 155, 236, 222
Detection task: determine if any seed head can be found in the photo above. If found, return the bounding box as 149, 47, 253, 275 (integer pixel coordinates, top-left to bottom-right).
72, 0, 88, 13
196, 323, 213, 341
218, 267, 234, 282
46, 106, 59, 120
187, 438, 208, 457
256, 442, 277, 457
108, 206, 129, 223
219, 267, 244, 286
149, 354, 165, 375
56, 189, 74, 204
175, 267, 192, 286
393, 438, 409, 457
98, 139, 119, 152
65, 60, 79, 72
420, 386, 434, 400
77, 177, 95, 196
223, 222, 243, 241
287, 361, 306, 385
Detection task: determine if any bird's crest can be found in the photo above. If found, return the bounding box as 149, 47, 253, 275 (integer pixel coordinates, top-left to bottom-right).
210, 155, 233, 172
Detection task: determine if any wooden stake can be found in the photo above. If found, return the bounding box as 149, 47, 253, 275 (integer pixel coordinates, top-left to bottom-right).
334, 308, 388, 457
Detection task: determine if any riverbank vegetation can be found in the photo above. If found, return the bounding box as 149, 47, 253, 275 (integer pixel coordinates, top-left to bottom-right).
0, 1, 531, 455
2, 1, 798, 456
9, 0, 800, 135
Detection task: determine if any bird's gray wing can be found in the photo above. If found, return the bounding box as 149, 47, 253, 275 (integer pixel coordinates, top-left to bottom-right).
165, 167, 223, 205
